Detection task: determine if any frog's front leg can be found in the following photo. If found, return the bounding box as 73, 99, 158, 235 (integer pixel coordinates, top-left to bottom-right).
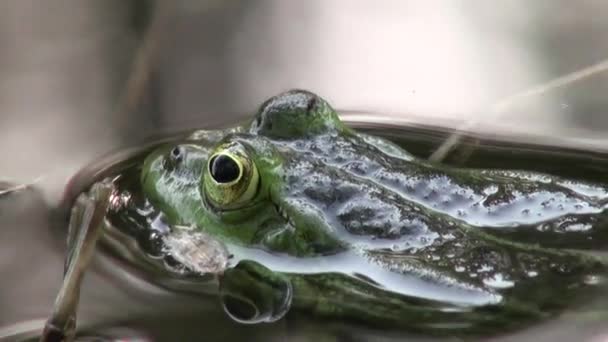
41, 179, 114, 342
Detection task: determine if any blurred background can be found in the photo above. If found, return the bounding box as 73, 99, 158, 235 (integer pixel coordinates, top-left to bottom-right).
0, 1, 607, 341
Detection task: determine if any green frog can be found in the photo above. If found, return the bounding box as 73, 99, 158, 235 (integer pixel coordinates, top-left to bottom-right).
61, 90, 608, 337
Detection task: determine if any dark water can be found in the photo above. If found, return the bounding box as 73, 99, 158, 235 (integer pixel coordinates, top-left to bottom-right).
2, 117, 608, 342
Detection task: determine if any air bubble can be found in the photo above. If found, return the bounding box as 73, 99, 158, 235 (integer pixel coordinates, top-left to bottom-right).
526, 271, 538, 278
584, 275, 601, 285
483, 273, 515, 289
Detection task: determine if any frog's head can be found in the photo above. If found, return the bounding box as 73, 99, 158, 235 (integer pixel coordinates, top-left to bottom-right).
141, 90, 352, 256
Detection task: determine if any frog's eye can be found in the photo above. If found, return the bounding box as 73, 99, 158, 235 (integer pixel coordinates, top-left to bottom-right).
202, 142, 259, 209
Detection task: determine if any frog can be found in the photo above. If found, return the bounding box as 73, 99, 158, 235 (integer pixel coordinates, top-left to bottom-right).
47, 90, 608, 340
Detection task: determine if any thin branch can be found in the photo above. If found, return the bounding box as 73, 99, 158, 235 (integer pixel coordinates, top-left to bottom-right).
115, 1, 172, 116
429, 58, 608, 163
0, 176, 45, 197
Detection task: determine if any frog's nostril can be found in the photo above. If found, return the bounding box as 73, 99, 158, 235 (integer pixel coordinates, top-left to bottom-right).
170, 146, 184, 163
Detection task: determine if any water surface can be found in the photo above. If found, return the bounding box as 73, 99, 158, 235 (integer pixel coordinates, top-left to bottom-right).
2, 116, 608, 342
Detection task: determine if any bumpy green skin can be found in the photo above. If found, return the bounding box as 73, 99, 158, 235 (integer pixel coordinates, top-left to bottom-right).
138, 90, 608, 334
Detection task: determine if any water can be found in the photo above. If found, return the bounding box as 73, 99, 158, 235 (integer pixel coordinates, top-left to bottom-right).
2, 116, 608, 341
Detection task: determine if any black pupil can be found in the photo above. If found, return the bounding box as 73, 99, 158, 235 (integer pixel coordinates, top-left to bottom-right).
210, 154, 240, 183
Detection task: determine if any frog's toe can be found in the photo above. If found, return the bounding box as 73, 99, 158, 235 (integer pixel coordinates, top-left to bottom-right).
219, 260, 293, 324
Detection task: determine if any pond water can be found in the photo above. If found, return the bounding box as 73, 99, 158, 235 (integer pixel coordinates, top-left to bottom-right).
2, 116, 608, 342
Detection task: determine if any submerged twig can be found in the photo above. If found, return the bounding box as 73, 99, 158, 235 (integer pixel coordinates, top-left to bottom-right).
40, 2, 172, 341
429, 58, 608, 163
114, 1, 172, 116
41, 181, 113, 342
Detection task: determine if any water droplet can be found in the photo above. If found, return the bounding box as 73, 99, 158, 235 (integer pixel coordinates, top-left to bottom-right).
526, 270, 538, 278
483, 273, 515, 289
483, 185, 499, 196
536, 224, 550, 232
584, 275, 601, 285
442, 233, 455, 241
564, 223, 592, 232
478, 264, 493, 273
150, 212, 171, 233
